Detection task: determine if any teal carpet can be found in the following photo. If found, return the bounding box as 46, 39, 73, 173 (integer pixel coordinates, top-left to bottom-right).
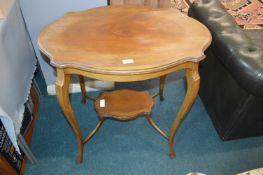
25, 72, 263, 175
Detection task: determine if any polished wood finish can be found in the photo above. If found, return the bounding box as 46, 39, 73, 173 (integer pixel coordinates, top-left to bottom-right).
67, 0, 172, 103
38, 6, 211, 74
38, 5, 211, 163
55, 69, 84, 163
168, 63, 200, 158
95, 90, 153, 120
92, 89, 168, 143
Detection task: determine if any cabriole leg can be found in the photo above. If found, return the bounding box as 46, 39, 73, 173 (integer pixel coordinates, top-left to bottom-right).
56, 69, 84, 163
168, 63, 200, 158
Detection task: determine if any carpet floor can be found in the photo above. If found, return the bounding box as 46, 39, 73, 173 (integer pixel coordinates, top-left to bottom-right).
24, 72, 263, 175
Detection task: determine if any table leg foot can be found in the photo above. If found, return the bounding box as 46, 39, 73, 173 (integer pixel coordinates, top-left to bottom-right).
77, 145, 84, 164
56, 69, 84, 164
169, 151, 175, 159
168, 63, 200, 159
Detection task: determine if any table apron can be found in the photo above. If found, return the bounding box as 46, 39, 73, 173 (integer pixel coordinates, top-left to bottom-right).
60, 62, 197, 82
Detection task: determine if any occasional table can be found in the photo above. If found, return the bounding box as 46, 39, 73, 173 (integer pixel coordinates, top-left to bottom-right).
38, 5, 211, 163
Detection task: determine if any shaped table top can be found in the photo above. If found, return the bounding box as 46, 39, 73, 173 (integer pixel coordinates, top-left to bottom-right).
38, 5, 211, 75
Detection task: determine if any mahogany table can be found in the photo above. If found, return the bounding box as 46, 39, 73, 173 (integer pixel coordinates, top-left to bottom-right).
38, 5, 211, 163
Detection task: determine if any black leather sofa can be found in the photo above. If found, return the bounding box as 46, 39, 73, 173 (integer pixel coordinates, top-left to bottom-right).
188, 0, 263, 140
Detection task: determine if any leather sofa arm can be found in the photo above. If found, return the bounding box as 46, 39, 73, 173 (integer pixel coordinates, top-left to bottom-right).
188, 0, 263, 96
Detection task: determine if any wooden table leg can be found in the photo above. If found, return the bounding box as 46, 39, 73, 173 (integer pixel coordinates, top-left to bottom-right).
159, 75, 166, 101
168, 63, 200, 158
78, 75, 86, 104
56, 69, 84, 164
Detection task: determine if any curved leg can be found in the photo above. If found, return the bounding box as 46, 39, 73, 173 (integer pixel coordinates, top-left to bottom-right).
146, 113, 168, 140
83, 118, 104, 144
79, 75, 86, 104
159, 75, 166, 101
168, 63, 200, 158
56, 69, 84, 164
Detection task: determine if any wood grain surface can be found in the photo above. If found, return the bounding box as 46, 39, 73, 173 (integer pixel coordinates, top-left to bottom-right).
39, 5, 212, 163
94, 89, 153, 120
38, 5, 211, 75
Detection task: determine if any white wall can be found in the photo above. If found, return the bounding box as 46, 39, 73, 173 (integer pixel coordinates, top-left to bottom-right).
19, 0, 107, 86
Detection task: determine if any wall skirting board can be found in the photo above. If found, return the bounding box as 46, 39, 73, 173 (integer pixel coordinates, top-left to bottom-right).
47, 81, 115, 95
